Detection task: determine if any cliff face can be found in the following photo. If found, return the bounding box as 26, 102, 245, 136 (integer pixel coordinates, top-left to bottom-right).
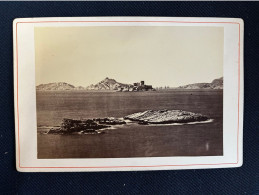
178, 77, 223, 89
36, 82, 75, 91
86, 77, 128, 90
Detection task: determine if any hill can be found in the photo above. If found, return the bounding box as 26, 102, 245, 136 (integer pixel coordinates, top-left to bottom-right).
178, 77, 223, 89
36, 82, 75, 91
86, 77, 129, 90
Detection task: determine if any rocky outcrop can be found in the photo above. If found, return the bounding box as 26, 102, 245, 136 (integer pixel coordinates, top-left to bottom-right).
47, 118, 110, 134
178, 77, 223, 89
47, 117, 125, 134
124, 110, 209, 124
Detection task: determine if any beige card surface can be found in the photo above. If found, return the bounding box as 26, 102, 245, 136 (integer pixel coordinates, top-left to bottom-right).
13, 17, 243, 172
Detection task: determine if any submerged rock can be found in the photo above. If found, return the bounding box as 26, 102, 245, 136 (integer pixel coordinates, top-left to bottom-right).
124, 110, 209, 124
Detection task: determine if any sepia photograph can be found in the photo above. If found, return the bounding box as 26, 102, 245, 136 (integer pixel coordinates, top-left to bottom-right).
35, 26, 224, 159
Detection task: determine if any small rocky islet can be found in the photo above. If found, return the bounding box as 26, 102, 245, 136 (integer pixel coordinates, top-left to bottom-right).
47, 110, 209, 135
124, 110, 209, 124
47, 118, 126, 135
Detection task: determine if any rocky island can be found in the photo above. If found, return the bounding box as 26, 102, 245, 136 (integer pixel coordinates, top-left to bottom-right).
47, 118, 126, 134
124, 110, 209, 124
178, 77, 223, 89
47, 109, 209, 134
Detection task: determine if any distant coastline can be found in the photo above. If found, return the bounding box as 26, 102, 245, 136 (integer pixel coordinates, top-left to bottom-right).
36, 77, 223, 91
36, 77, 155, 92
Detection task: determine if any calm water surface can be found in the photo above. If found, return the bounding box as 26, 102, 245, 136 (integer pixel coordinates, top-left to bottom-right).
37, 90, 223, 158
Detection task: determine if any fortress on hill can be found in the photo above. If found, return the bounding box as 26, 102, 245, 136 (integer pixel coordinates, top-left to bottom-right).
117, 80, 154, 92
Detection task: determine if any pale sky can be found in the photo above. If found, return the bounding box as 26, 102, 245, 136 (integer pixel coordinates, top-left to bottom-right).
35, 26, 223, 87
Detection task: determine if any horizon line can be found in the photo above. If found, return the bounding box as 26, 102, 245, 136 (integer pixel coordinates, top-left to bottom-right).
36, 76, 223, 88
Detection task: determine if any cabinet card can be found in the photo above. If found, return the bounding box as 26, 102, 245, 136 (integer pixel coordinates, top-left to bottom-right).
13, 17, 243, 172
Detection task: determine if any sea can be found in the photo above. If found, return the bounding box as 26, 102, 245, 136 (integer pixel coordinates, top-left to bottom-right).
37, 89, 223, 158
